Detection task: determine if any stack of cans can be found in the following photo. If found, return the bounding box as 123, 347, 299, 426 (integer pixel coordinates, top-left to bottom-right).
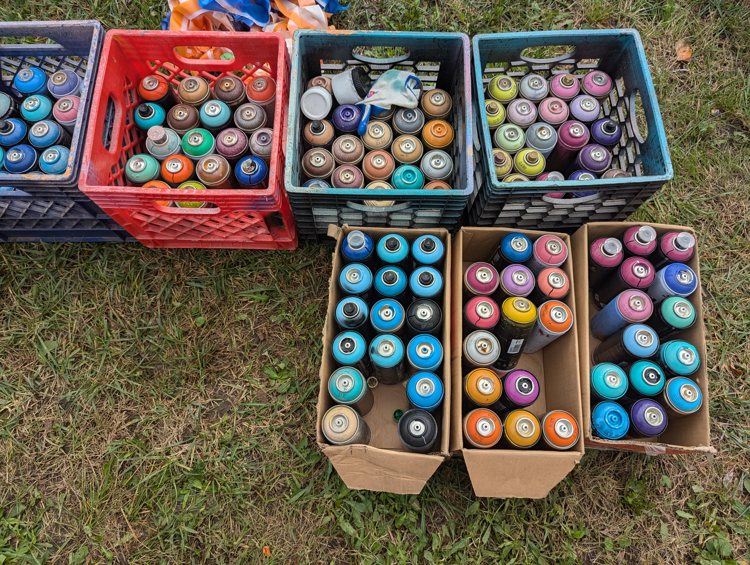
123, 73, 277, 207
483, 69, 631, 186
322, 230, 447, 454
299, 70, 456, 198
588, 225, 702, 440
0, 67, 82, 175
461, 231, 580, 450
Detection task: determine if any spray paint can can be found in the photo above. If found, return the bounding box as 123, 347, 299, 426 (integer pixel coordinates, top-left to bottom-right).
412, 234, 445, 267
527, 234, 568, 273
331, 104, 362, 134
410, 266, 443, 300
361, 120, 393, 151
601, 168, 631, 179
181, 128, 215, 160
199, 100, 231, 133
322, 405, 370, 446
549, 73, 580, 101
233, 102, 267, 134
302, 120, 334, 149
502, 410, 540, 449
589, 237, 624, 288
532, 267, 569, 302
464, 368, 502, 407
306, 75, 333, 93
300, 85, 333, 121
362, 150, 395, 181
507, 99, 537, 129
576, 144, 612, 174
487, 74, 518, 103
3, 144, 37, 173
659, 340, 700, 376
491, 148, 513, 179
335, 296, 369, 331
342, 229, 374, 264
592, 323, 659, 365
497, 264, 535, 299
537, 171, 565, 182
407, 334, 443, 372
525, 123, 558, 158
332, 330, 371, 374
124, 154, 160, 185
545, 120, 590, 171
463, 330, 501, 368
13, 67, 48, 96
422, 120, 454, 151
145, 126, 181, 161
372, 106, 394, 121
651, 231, 696, 268
213, 75, 246, 108
518, 74, 549, 102
537, 97, 569, 127
301, 148, 335, 179
376, 233, 408, 266
581, 70, 614, 99
494, 124, 525, 154
568, 170, 597, 183
629, 399, 667, 438
421, 88, 452, 119
648, 263, 698, 303
338, 263, 373, 297
0, 92, 19, 121
331, 164, 365, 189
627, 360, 666, 398
21, 95, 52, 123
420, 150, 453, 181
161, 154, 194, 186
661, 377, 703, 417
143, 179, 173, 207
505, 174, 529, 183
174, 180, 208, 209
648, 297, 696, 338
493, 297, 536, 372
391, 165, 424, 190
246, 76, 276, 122
407, 372, 444, 412
569, 95, 601, 124
590, 289, 653, 340
425, 180, 450, 190
463, 408, 502, 448
50, 97, 79, 136
332, 135, 365, 165
590, 118, 621, 147
498, 369, 540, 412
391, 135, 423, 165
594, 257, 655, 306
542, 410, 580, 450
464, 262, 499, 297
304, 179, 331, 188
138, 74, 173, 105
249, 128, 273, 162
235, 155, 268, 188
491, 232, 532, 270
374, 266, 407, 299
370, 298, 405, 334
39, 145, 69, 174
524, 300, 573, 353
485, 100, 506, 130
398, 409, 439, 453
167, 104, 200, 135
513, 148, 545, 178
47, 69, 80, 99
328, 366, 374, 416
392, 108, 425, 136
215, 128, 248, 162
590, 362, 628, 401
591, 401, 629, 440
407, 299, 442, 337
0, 118, 27, 147
464, 296, 500, 331
369, 334, 406, 385
178, 76, 211, 106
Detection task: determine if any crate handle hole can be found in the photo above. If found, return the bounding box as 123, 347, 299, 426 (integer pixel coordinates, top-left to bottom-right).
542, 192, 602, 205
345, 200, 412, 213
102, 96, 117, 153
156, 201, 221, 215
172, 46, 236, 68
351, 46, 411, 66
629, 89, 648, 144
520, 45, 575, 64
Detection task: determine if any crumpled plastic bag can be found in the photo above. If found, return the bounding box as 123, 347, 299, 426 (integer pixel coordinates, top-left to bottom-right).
357, 69, 422, 135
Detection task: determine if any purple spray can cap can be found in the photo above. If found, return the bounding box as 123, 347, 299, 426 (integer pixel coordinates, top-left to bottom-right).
332, 104, 362, 133
215, 127, 249, 160
576, 144, 613, 173
569, 95, 601, 124
503, 369, 540, 407
590, 118, 622, 147
630, 398, 667, 437
558, 120, 590, 151
499, 264, 535, 297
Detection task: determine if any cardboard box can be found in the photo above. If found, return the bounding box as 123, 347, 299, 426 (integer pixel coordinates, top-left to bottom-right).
450, 227, 584, 499
571, 222, 714, 454
316, 225, 452, 494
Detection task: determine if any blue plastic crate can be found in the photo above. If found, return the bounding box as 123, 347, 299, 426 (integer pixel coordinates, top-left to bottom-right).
470, 29, 673, 230
285, 30, 474, 240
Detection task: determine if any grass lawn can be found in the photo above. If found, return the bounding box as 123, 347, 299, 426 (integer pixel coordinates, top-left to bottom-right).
1, 0, 749, 562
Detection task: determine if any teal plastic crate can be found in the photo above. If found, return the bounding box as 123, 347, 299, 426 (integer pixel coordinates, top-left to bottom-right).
470, 29, 673, 229
285, 30, 473, 240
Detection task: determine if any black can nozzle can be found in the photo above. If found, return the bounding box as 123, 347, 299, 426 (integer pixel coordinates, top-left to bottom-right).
310, 120, 325, 134
419, 272, 434, 286
342, 302, 358, 317
421, 238, 436, 252
137, 103, 154, 118
383, 270, 397, 284
385, 237, 400, 252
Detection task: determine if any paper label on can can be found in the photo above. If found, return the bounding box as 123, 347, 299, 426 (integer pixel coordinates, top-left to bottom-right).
508, 339, 524, 354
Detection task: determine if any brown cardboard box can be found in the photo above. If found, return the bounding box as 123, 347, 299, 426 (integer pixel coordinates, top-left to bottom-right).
450, 227, 584, 498
316, 225, 451, 494
571, 222, 714, 454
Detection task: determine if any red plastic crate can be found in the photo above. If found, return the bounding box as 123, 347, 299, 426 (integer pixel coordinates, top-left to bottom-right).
79, 30, 296, 249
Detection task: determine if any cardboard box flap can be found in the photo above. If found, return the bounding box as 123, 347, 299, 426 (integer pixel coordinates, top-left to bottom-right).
322, 444, 444, 495
463, 450, 581, 499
